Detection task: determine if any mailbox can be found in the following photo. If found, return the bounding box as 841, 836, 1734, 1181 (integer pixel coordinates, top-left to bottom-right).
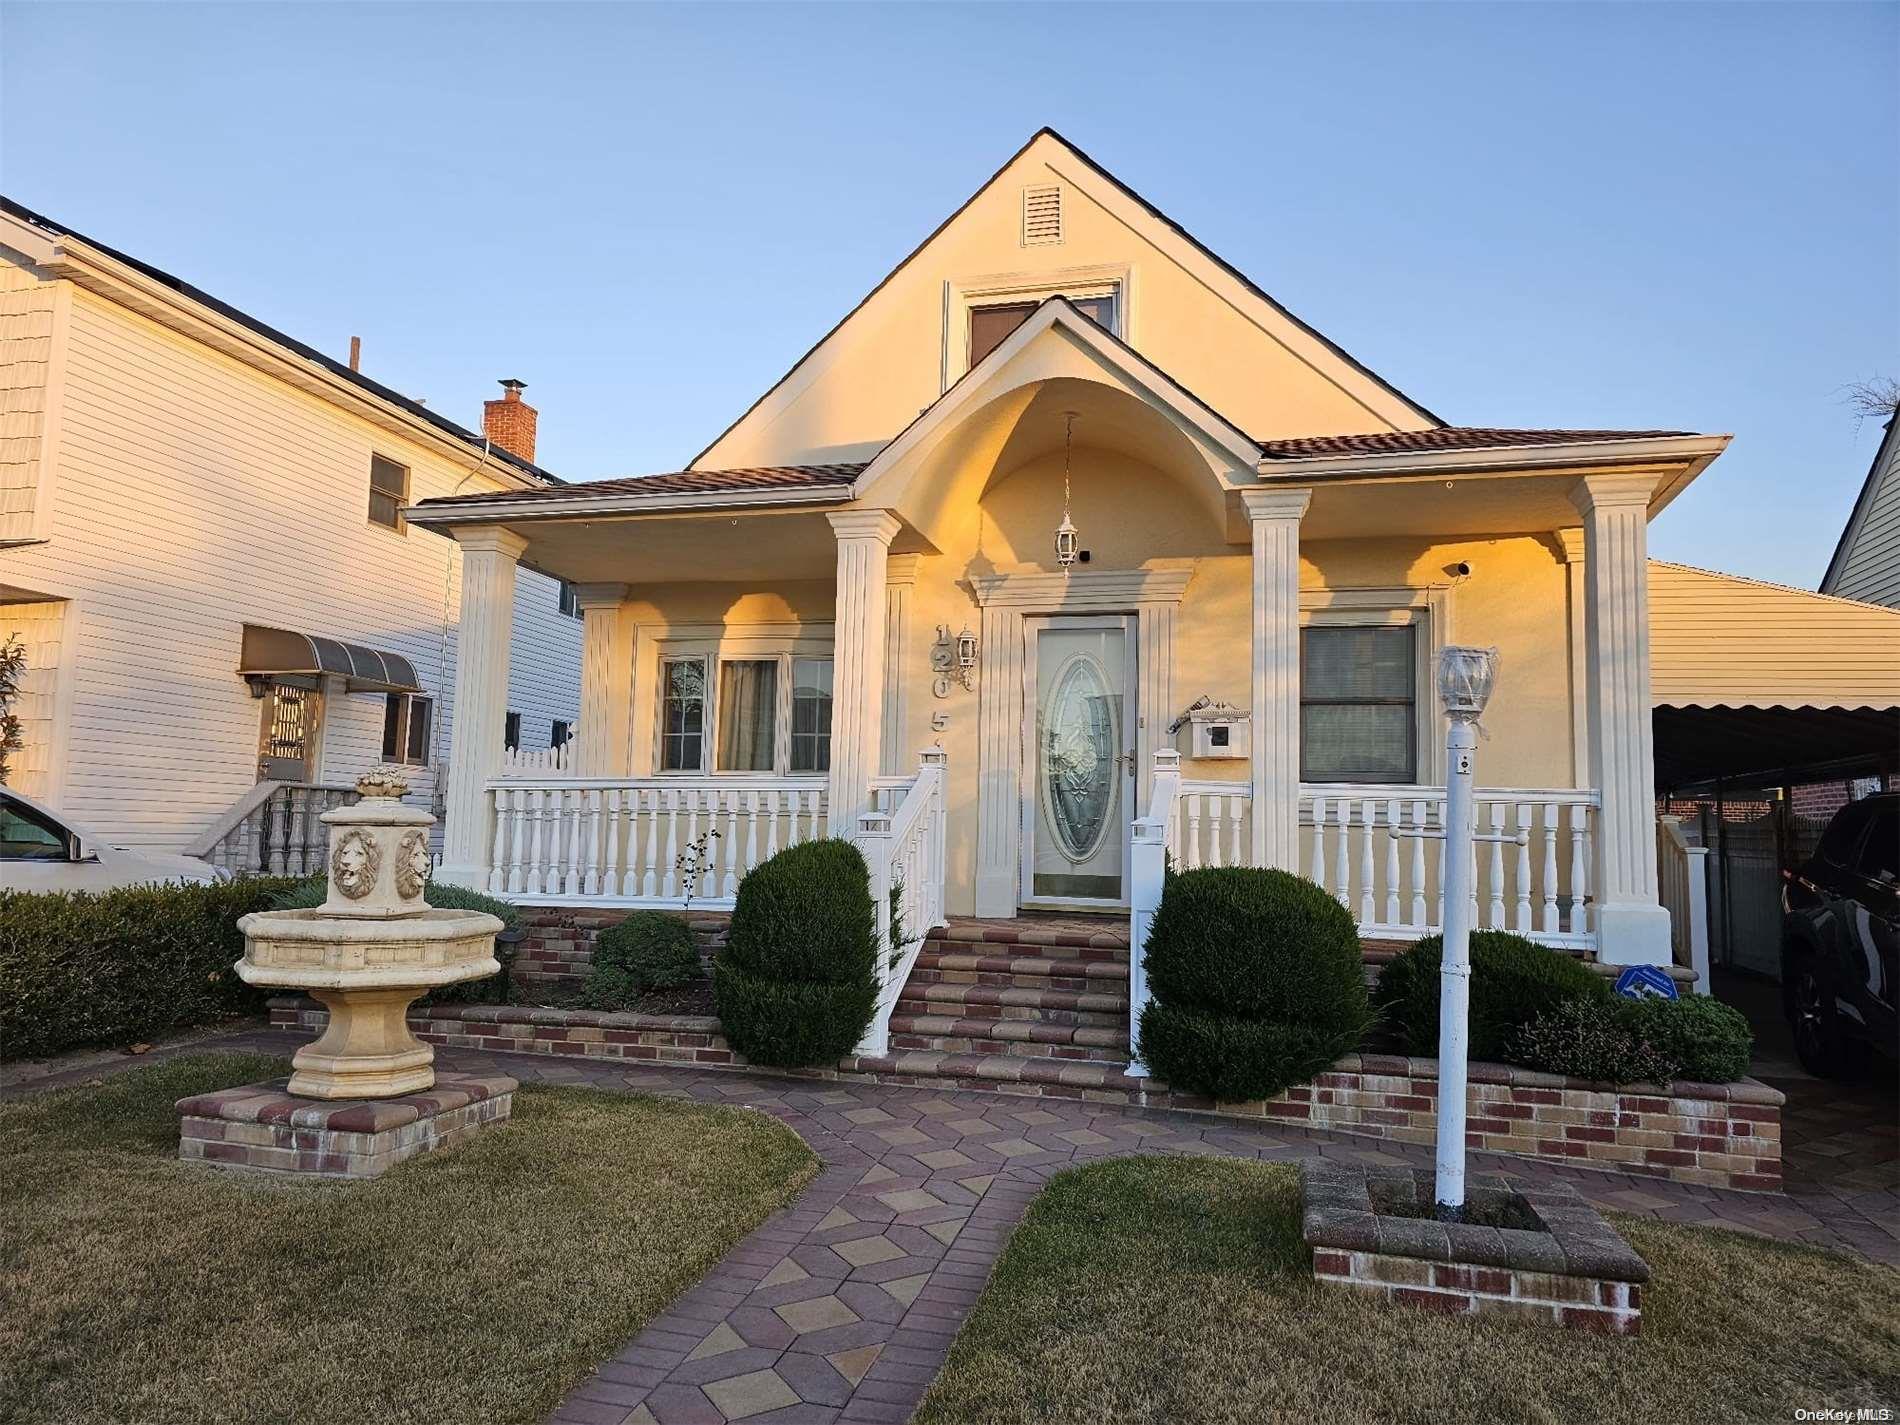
1173, 699, 1250, 761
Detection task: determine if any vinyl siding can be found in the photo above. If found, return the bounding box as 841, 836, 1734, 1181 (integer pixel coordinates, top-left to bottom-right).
1824, 423, 1900, 608
1648, 559, 1900, 708
0, 255, 55, 539
0, 259, 579, 852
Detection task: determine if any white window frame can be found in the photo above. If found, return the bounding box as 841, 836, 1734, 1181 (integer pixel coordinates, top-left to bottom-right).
651, 639, 834, 780
368, 453, 410, 533
1297, 585, 1450, 786
382, 693, 434, 768
943, 263, 1133, 389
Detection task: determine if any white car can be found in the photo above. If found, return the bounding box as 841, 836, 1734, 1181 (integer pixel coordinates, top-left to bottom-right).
0, 789, 225, 893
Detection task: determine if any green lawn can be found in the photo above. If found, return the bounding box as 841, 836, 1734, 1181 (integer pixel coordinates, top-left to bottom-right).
0, 1054, 816, 1425
915, 1157, 1900, 1425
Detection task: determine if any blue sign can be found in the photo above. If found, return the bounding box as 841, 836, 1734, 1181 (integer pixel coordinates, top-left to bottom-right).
1614, 965, 1680, 1000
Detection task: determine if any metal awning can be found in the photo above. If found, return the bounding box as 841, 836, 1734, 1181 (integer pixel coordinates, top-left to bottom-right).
239, 624, 421, 695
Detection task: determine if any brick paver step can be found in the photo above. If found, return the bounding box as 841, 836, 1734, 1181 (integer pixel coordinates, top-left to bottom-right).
926, 925, 1129, 960
911, 950, 1131, 985
888, 1012, 1128, 1056
894, 989, 1126, 1031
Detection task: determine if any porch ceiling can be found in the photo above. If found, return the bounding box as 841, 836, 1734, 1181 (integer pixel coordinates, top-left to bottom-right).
1255, 468, 1666, 542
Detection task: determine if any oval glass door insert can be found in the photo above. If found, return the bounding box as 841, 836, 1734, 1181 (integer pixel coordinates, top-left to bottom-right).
1040, 652, 1119, 863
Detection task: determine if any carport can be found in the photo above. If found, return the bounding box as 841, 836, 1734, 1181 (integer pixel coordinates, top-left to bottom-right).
1647, 561, 1900, 979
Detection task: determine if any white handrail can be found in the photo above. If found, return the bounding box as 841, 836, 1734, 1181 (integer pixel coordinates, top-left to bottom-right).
1658, 815, 1711, 993
1126, 748, 1184, 1076
853, 749, 949, 1057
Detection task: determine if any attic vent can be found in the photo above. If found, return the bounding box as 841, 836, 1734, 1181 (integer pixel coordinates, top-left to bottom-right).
1022, 184, 1062, 246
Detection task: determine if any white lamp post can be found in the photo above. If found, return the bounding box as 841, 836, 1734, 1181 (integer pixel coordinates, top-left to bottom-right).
1433, 644, 1498, 1213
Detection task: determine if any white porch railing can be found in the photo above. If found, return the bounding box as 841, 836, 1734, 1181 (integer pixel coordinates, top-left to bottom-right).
853, 750, 950, 1056
499, 742, 574, 776
1657, 815, 1711, 993
482, 778, 828, 906
1126, 749, 1185, 1075
190, 781, 357, 876
1170, 780, 1601, 951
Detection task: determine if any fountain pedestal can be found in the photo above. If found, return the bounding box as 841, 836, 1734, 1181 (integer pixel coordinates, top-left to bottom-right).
176, 773, 518, 1176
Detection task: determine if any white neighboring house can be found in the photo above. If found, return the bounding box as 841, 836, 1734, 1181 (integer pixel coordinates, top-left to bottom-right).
0, 197, 581, 871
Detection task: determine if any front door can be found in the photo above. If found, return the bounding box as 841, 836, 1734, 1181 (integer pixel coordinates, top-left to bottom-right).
257, 680, 322, 782
1022, 615, 1136, 908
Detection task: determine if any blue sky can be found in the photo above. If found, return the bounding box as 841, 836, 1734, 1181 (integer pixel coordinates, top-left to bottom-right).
3, 2, 1895, 588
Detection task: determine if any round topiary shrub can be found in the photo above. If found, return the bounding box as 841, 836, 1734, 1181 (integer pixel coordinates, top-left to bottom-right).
586, 911, 701, 1010
713, 838, 878, 1068
1375, 929, 1610, 1061
1135, 866, 1370, 1102
1618, 992, 1754, 1083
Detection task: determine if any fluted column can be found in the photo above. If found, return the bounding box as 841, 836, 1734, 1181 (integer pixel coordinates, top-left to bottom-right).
881, 554, 920, 776
1572, 474, 1670, 965
1555, 527, 1590, 789
574, 583, 629, 777
438, 526, 528, 888
827, 510, 902, 836
1241, 486, 1312, 871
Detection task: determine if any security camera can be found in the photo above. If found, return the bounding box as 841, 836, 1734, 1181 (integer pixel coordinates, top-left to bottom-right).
1452, 561, 1473, 579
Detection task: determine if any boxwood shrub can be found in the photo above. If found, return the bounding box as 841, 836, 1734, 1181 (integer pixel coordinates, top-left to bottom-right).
1135, 866, 1370, 1102
1375, 929, 1610, 1061
1512, 991, 1754, 1085
270, 875, 519, 1005
0, 876, 302, 1061
586, 911, 702, 1009
713, 838, 878, 1068
1617, 992, 1754, 1083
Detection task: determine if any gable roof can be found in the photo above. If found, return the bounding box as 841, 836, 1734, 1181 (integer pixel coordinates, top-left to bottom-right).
1820, 414, 1900, 598
688, 127, 1445, 468
0, 194, 561, 487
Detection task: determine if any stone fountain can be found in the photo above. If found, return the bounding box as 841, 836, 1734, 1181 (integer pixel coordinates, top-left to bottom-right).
175, 772, 518, 1177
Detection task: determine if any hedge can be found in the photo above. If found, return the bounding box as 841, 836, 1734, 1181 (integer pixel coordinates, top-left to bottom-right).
270, 875, 519, 1005
713, 839, 878, 1068
0, 877, 302, 1061
586, 911, 701, 1010
1374, 929, 1610, 1061
1512, 992, 1754, 1085
1136, 866, 1369, 1102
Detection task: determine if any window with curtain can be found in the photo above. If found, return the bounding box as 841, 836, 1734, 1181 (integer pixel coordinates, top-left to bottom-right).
660, 659, 706, 771
968, 292, 1117, 366
1300, 624, 1417, 783
715, 660, 778, 772
789, 658, 833, 773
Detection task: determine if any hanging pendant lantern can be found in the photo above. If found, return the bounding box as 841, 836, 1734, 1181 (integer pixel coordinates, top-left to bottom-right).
1055, 411, 1081, 567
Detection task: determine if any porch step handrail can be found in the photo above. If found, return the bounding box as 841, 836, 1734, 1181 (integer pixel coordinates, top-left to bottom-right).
852, 749, 949, 1057
189, 780, 357, 876
1126, 748, 1184, 1076
1657, 815, 1711, 993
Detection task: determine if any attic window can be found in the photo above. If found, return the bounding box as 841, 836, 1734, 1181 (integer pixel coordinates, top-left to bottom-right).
1022, 185, 1062, 246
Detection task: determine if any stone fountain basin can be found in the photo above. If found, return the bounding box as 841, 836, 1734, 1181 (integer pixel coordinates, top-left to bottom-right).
235, 908, 504, 990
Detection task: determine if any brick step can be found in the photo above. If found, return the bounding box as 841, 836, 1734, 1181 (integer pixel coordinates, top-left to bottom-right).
889, 1011, 1127, 1051
895, 983, 1126, 1029
911, 950, 1131, 986
844, 1048, 1146, 1095
925, 924, 1129, 959
888, 1032, 1130, 1064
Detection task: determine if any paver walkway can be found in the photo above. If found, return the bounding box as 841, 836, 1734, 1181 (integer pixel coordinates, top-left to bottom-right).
9, 1026, 1895, 1425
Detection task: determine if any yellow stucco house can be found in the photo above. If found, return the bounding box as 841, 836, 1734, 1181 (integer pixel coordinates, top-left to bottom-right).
410, 130, 1739, 1053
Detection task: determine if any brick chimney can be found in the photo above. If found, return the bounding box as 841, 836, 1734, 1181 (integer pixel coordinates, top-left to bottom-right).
482, 379, 537, 464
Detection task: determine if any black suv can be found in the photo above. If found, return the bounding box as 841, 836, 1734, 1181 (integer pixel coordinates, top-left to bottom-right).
1781, 792, 1898, 1076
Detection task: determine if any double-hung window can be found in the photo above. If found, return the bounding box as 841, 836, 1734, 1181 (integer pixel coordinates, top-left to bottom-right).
368, 454, 409, 531
657, 651, 832, 777
381, 694, 433, 766
1300, 624, 1417, 783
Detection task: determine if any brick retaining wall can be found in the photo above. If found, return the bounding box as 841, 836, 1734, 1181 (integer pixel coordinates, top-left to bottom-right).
512, 909, 729, 987
266, 997, 1782, 1191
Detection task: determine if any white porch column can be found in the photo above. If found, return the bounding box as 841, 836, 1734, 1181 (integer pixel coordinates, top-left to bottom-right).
881, 554, 920, 776
1571, 474, 1670, 965
1555, 527, 1590, 788
573, 583, 629, 777
1241, 486, 1312, 872
827, 510, 901, 836
437, 526, 528, 888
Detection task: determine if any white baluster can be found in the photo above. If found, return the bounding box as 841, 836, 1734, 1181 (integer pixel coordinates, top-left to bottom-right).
1570, 802, 1592, 936
1409, 798, 1428, 929
1540, 801, 1560, 934
579, 790, 599, 897
1186, 794, 1204, 870
1513, 802, 1533, 932
1384, 798, 1401, 928
745, 790, 761, 880
642, 789, 660, 898
1228, 796, 1244, 866
488, 787, 509, 893
1310, 797, 1329, 897
1357, 798, 1376, 928
1333, 798, 1351, 910
527, 788, 548, 895
606, 789, 625, 897
764, 789, 781, 861
506, 789, 527, 894
660, 790, 680, 899
559, 790, 579, 896
723, 789, 741, 898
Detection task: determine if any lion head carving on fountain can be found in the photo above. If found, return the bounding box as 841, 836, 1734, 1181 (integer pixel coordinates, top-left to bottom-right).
331, 829, 382, 900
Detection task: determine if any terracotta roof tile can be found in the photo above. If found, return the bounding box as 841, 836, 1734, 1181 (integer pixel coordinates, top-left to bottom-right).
417, 462, 866, 506
1257, 427, 1691, 460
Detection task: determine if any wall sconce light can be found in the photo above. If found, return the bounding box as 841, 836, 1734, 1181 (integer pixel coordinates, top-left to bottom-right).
932, 624, 978, 697
245, 675, 272, 700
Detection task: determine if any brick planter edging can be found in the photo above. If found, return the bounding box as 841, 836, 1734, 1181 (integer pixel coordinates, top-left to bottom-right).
1302, 1161, 1649, 1334
262, 997, 1784, 1191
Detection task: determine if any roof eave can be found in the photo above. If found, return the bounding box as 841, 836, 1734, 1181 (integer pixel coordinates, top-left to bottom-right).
406, 482, 857, 528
